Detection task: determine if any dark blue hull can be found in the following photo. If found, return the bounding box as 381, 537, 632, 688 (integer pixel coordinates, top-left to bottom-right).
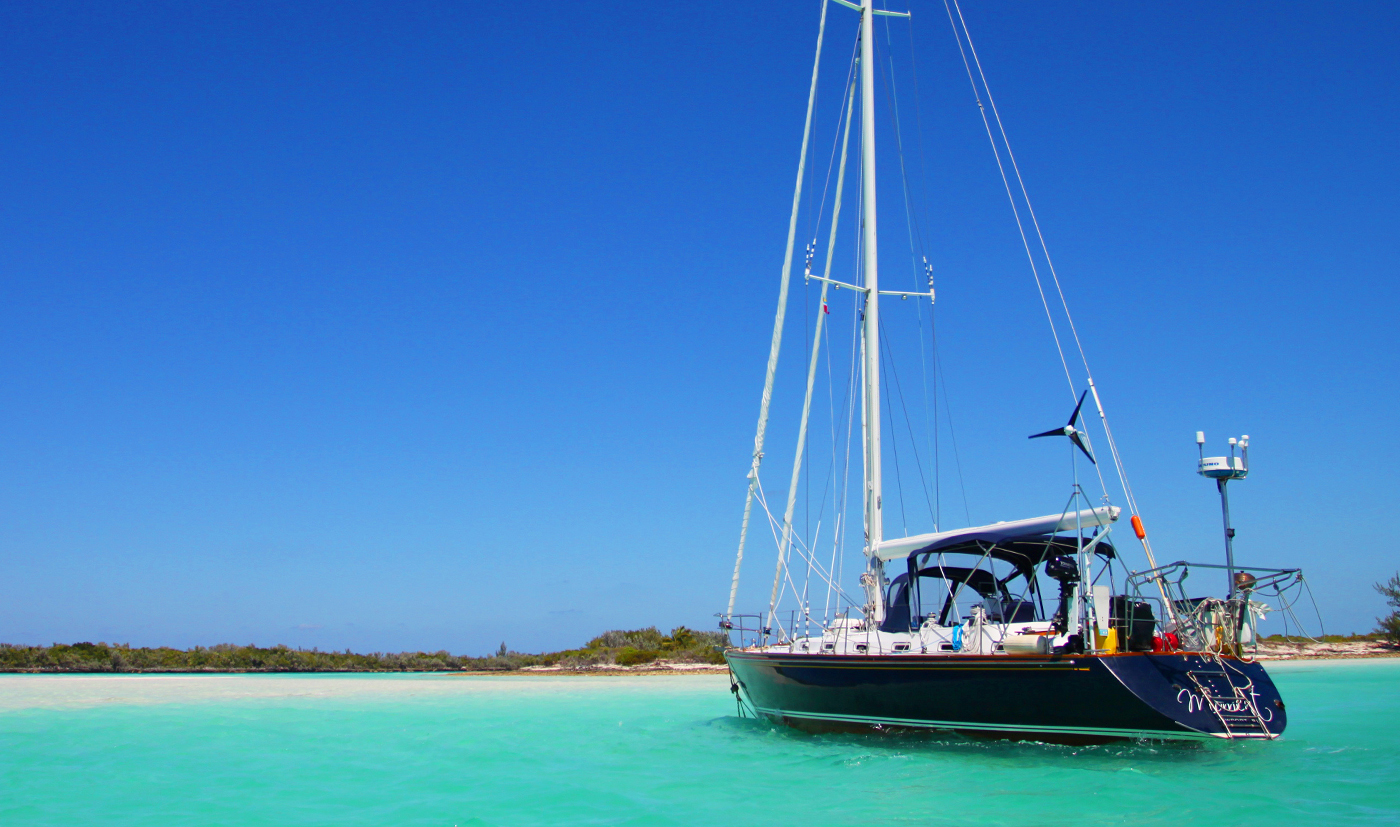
725, 650, 1286, 742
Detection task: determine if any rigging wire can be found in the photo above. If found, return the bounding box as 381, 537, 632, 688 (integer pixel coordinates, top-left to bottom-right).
802, 39, 862, 618
769, 50, 862, 632
785, 8, 960, 626
810, 32, 865, 248
762, 1, 1219, 630
941, 0, 1118, 510
873, 16, 938, 533
727, 0, 831, 618
941, 0, 1077, 403
820, 170, 865, 627
823, 286, 860, 625
876, 8, 960, 534
878, 337, 910, 536
902, 15, 943, 531
932, 327, 974, 524
752, 457, 860, 632
880, 321, 936, 523
876, 19, 929, 262
801, 175, 819, 616
863, 9, 948, 539
832, 127, 868, 621
942, 1, 1177, 616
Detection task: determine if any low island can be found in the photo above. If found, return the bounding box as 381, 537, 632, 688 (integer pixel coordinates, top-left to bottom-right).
0, 626, 729, 674
1, 629, 1393, 674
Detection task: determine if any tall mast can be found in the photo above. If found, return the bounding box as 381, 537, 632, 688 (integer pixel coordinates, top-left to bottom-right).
859, 0, 884, 620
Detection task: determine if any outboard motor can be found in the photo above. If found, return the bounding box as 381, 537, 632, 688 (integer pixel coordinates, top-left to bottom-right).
1045, 555, 1083, 653
1045, 555, 1077, 632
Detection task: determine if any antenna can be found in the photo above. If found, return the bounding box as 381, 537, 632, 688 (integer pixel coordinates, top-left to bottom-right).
1196, 432, 1251, 603
1198, 435, 1248, 481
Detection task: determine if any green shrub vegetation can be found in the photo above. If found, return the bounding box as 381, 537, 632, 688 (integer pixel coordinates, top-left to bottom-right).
1376, 572, 1400, 645
614, 647, 659, 666
0, 626, 729, 673
549, 626, 727, 669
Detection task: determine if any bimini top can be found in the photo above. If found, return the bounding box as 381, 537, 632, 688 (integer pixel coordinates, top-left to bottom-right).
909, 535, 1117, 584
873, 506, 1120, 563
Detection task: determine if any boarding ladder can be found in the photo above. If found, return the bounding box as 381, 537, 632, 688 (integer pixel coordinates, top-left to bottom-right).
1185, 660, 1275, 739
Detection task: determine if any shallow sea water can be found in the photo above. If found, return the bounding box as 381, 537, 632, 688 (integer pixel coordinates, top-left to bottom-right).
0, 659, 1396, 826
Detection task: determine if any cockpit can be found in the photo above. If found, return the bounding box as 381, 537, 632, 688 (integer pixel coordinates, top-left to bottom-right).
878, 533, 1116, 633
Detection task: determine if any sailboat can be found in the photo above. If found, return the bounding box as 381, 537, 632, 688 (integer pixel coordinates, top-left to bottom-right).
720, 0, 1309, 743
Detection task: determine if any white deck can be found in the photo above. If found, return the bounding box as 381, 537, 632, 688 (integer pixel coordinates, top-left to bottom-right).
756, 617, 1062, 657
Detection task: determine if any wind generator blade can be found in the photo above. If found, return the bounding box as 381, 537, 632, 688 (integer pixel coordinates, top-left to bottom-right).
1067, 389, 1089, 428
1070, 431, 1097, 465
1029, 428, 1067, 440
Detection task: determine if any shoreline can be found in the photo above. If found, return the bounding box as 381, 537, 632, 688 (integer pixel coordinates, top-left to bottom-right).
451, 641, 1400, 676
1253, 639, 1398, 661
3, 642, 1392, 676
450, 642, 1400, 676
450, 664, 731, 677
3, 653, 1394, 676
0, 665, 734, 676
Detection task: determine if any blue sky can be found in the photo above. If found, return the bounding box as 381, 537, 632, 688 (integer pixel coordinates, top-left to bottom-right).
0, 1, 1396, 654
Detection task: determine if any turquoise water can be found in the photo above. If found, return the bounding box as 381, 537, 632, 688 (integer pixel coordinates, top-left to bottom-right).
0, 660, 1396, 826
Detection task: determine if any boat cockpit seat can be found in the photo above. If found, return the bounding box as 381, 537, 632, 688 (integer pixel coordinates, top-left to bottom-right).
1002, 599, 1037, 624
978, 597, 1037, 624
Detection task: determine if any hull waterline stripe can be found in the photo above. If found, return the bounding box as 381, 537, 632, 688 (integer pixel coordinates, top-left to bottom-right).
748, 707, 1243, 741
729, 654, 1090, 671
754, 662, 1089, 671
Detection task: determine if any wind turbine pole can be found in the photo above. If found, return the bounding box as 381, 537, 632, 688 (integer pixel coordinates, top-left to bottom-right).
1074, 447, 1087, 651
